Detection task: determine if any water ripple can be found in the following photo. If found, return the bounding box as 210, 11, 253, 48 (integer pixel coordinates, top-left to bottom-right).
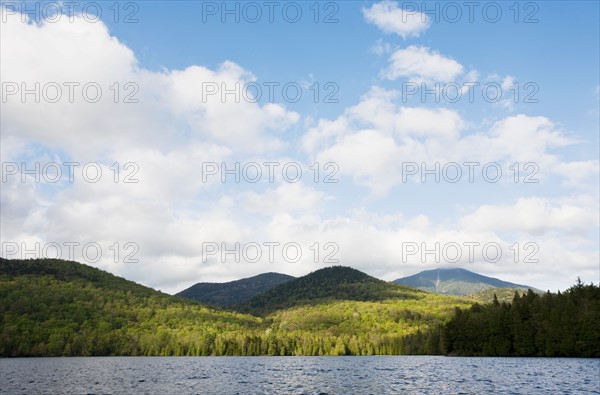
1, 356, 599, 395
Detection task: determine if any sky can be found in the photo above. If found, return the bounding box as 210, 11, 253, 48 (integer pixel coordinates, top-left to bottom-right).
1, 0, 598, 294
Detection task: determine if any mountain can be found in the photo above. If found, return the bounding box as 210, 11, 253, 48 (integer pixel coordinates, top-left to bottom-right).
0, 258, 260, 357
239, 266, 421, 315
176, 272, 295, 307
6, 258, 594, 358
0, 257, 160, 297
1, 258, 472, 357
394, 268, 535, 295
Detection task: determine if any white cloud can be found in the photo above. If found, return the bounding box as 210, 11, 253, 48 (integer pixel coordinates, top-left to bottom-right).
1, 7, 597, 296
501, 75, 516, 91
371, 39, 393, 56
254, 207, 599, 292
0, 12, 300, 158
466, 114, 574, 164
244, 183, 328, 215
314, 130, 402, 196
363, 1, 430, 38
0, 9, 303, 291
382, 45, 464, 82
460, 197, 599, 236
300, 88, 471, 194
552, 160, 600, 187
301, 88, 586, 195
162, 63, 300, 152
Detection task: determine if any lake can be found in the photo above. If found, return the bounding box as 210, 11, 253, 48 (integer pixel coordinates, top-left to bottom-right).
1, 356, 598, 394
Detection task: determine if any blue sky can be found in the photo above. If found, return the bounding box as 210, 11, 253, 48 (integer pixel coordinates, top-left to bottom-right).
108, 1, 599, 124
1, 1, 598, 293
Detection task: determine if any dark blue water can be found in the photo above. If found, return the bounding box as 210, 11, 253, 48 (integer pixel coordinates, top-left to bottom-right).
1, 356, 598, 394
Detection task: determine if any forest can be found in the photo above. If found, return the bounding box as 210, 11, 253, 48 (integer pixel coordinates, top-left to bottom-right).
442, 282, 600, 357
1, 258, 598, 357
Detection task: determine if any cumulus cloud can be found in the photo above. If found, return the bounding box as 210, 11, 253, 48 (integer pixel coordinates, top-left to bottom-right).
313, 130, 402, 196
382, 45, 464, 82
254, 207, 599, 293
363, 1, 430, 38
0, 11, 299, 158
244, 183, 328, 215
0, 9, 302, 291
301, 88, 587, 194
460, 197, 599, 236
1, 7, 597, 295
552, 160, 600, 187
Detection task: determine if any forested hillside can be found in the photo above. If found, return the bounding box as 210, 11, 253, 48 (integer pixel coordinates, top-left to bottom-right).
1, 259, 470, 356
2, 258, 597, 357
240, 266, 421, 315
176, 272, 295, 307
466, 288, 528, 304
0, 258, 261, 356
443, 282, 600, 357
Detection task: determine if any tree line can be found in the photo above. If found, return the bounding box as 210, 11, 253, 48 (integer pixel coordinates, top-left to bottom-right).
2, 259, 598, 357
403, 280, 600, 357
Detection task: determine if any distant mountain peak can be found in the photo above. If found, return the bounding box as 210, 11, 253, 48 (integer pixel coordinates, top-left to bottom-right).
394, 267, 535, 296
238, 265, 417, 315
307, 265, 378, 280
176, 272, 295, 307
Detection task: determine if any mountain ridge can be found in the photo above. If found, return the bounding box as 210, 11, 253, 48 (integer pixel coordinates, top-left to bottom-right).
176, 272, 295, 307
0, 258, 470, 357
2, 258, 596, 358
238, 266, 422, 315
393, 267, 537, 295
175, 266, 538, 305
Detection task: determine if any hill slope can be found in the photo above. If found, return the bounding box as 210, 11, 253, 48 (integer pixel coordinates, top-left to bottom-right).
8, 259, 590, 358
0, 258, 471, 357
176, 272, 295, 307
445, 283, 600, 357
239, 266, 422, 315
1, 257, 159, 297
394, 268, 535, 295
466, 287, 528, 303
0, 258, 261, 357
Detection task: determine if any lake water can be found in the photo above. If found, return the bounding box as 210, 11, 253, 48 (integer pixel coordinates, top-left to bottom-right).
1, 356, 598, 394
